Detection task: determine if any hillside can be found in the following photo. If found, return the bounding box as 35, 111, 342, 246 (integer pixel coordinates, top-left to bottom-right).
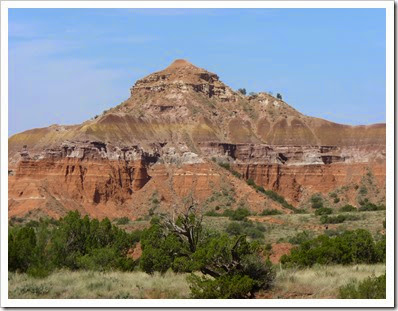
8, 59, 386, 220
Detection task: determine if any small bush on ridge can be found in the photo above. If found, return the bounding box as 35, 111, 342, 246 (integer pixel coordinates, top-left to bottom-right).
315, 207, 333, 216
340, 205, 357, 213
260, 209, 283, 216
310, 194, 324, 209
223, 207, 251, 221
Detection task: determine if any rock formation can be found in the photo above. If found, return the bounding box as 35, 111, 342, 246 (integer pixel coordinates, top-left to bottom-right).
8, 59, 386, 219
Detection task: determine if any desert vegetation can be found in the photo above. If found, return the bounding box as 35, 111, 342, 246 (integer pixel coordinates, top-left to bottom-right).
280, 229, 385, 267
9, 212, 141, 278
139, 205, 275, 298
8, 203, 386, 299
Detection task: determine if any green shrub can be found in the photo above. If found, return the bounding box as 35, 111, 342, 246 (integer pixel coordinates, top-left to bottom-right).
26, 265, 52, 279
288, 231, 313, 245
140, 209, 275, 298
223, 207, 251, 221
218, 162, 230, 170
329, 192, 338, 199
339, 273, 386, 299
359, 202, 385, 212
140, 218, 186, 274
226, 221, 265, 240
310, 194, 324, 209
261, 189, 297, 213
238, 88, 247, 95
8, 227, 37, 272
225, 222, 243, 236
188, 256, 274, 299
231, 170, 242, 178
204, 210, 221, 217
188, 254, 274, 299
340, 205, 357, 213
333, 197, 340, 204
344, 214, 361, 221
294, 209, 309, 214
246, 179, 255, 187
8, 211, 141, 274
77, 247, 119, 271
320, 215, 346, 224
77, 246, 137, 272
320, 214, 359, 224
375, 235, 386, 263
260, 209, 283, 216
281, 229, 383, 267
115, 217, 130, 225
315, 207, 333, 216
26, 220, 40, 228
217, 162, 242, 178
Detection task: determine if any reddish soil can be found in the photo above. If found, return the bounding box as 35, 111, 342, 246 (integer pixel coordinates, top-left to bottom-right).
128, 242, 142, 260
269, 243, 293, 264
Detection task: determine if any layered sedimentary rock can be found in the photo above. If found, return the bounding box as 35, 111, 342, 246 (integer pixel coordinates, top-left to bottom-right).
8, 59, 386, 219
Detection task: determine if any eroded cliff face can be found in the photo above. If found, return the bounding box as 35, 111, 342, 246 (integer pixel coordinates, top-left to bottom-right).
8, 59, 386, 219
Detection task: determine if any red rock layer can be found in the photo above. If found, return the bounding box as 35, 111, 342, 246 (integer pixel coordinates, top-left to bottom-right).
233, 162, 386, 204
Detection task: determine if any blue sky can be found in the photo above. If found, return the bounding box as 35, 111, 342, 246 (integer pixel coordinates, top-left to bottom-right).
9, 8, 386, 135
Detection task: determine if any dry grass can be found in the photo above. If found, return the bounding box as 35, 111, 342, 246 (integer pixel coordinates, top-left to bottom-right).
8, 270, 190, 299
9, 263, 385, 299
267, 263, 386, 299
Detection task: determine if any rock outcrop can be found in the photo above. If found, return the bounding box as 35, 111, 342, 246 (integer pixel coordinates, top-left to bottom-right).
8, 59, 386, 220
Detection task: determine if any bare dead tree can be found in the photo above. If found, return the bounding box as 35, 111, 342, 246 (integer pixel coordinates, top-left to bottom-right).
160, 204, 249, 280
162, 199, 203, 252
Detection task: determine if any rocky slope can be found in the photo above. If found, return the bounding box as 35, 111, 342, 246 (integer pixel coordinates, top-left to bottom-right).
8, 59, 386, 219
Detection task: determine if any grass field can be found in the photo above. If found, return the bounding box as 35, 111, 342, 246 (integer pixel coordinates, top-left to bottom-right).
8, 270, 191, 299
9, 264, 385, 299
266, 263, 386, 299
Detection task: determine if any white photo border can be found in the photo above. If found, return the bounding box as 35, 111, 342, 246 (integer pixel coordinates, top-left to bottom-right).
1, 0, 394, 308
